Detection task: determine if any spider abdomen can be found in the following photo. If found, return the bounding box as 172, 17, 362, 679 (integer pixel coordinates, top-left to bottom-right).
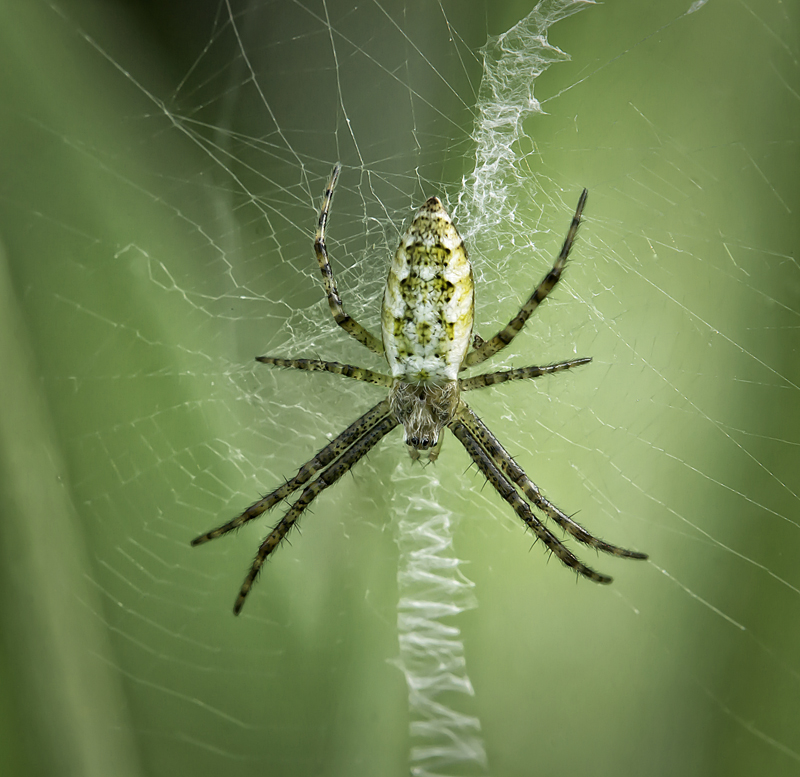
381, 197, 474, 383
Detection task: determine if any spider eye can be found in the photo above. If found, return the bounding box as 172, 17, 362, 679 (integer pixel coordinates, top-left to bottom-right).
407, 434, 435, 450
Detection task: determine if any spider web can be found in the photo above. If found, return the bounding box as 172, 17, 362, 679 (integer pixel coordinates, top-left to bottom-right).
1, 1, 799, 776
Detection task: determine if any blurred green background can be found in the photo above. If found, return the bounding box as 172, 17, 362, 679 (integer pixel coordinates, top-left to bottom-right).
1, 1, 799, 776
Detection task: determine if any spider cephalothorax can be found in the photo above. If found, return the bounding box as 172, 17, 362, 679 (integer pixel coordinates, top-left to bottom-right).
390, 380, 460, 460
193, 164, 647, 614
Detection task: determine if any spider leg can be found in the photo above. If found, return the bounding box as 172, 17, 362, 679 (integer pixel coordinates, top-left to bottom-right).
449, 410, 614, 584
256, 356, 393, 387
315, 163, 385, 356
191, 399, 392, 546
459, 357, 591, 392
461, 189, 587, 370
233, 413, 399, 614
457, 404, 646, 560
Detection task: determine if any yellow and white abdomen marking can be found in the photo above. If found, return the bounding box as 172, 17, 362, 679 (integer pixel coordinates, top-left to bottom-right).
381, 197, 474, 383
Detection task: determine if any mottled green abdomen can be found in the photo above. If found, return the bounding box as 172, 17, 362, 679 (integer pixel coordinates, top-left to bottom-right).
381, 197, 474, 383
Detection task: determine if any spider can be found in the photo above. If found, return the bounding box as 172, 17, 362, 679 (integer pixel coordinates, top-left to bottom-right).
192, 164, 647, 614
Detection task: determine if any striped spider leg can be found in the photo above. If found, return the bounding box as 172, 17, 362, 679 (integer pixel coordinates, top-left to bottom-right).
192, 164, 646, 614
